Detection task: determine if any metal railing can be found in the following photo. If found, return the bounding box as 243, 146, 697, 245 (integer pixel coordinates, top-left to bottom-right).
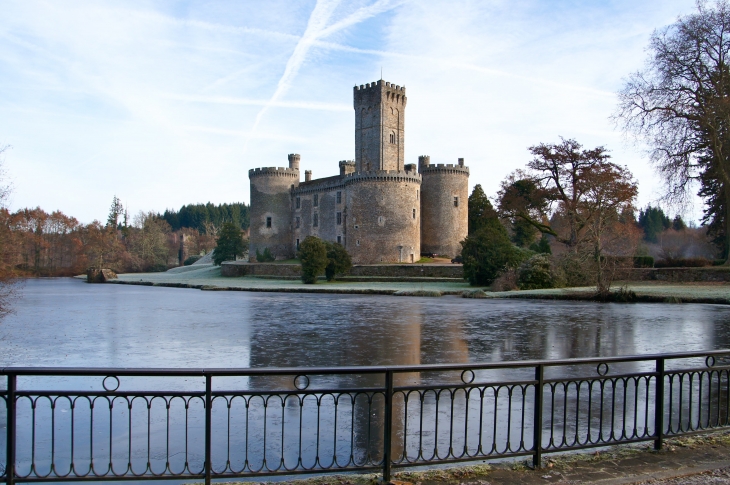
1, 349, 729, 483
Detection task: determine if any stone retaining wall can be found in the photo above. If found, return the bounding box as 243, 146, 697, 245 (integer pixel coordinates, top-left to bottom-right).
221, 262, 464, 279
629, 267, 730, 282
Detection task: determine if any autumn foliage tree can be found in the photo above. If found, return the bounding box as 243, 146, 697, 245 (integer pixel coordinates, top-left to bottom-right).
497, 138, 639, 292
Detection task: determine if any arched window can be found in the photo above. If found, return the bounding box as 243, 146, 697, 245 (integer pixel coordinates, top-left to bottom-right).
389, 132, 396, 144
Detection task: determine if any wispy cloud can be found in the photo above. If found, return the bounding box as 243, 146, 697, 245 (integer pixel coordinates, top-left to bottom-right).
165, 93, 350, 111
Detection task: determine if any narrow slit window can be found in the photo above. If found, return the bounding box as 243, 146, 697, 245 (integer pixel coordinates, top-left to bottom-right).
412, 208, 416, 219
266, 217, 272, 228
313, 213, 318, 227
454, 196, 459, 207
336, 212, 342, 225
336, 191, 342, 204
296, 239, 300, 250
296, 197, 300, 209
295, 216, 300, 228
313, 194, 319, 207
337, 235, 342, 244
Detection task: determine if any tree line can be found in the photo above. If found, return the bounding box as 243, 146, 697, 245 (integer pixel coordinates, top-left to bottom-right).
161, 202, 249, 233
0, 197, 231, 277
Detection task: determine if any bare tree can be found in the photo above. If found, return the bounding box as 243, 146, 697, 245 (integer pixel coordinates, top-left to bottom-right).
615, 0, 730, 263
0, 144, 18, 317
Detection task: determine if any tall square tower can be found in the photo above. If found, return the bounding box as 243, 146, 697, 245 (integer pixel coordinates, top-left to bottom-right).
353, 80, 407, 172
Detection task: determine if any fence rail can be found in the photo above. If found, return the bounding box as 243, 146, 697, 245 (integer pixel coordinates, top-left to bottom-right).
1, 349, 729, 484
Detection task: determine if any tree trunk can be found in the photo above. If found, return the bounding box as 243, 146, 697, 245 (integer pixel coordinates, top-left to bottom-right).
725, 188, 730, 264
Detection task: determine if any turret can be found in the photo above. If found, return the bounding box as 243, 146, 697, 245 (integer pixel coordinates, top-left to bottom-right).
248, 158, 300, 261
420, 157, 469, 258
288, 153, 301, 171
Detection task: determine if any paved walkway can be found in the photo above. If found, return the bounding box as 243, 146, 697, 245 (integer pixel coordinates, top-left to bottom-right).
392, 433, 730, 485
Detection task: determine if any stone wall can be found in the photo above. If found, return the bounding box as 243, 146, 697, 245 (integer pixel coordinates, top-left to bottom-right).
221, 262, 302, 277
629, 267, 730, 282
419, 160, 469, 258
221, 261, 463, 278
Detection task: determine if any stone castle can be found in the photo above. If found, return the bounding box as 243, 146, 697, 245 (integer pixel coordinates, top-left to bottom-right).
248, 79, 469, 264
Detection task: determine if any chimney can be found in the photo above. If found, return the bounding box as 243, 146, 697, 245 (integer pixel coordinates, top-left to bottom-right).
305, 170, 312, 182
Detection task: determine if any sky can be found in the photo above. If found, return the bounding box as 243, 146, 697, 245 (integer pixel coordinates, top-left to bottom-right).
0, 0, 703, 224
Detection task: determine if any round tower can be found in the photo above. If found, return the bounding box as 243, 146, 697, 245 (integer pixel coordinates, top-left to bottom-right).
248, 162, 299, 261
419, 157, 469, 258
344, 170, 421, 264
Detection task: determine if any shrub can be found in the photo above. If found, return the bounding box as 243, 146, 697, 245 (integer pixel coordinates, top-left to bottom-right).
150, 263, 168, 272
460, 220, 527, 286
297, 236, 328, 284
633, 256, 654, 268
324, 242, 352, 281
213, 223, 248, 265
255, 247, 275, 262
517, 254, 556, 290
654, 257, 713, 268
184, 255, 202, 266
490, 269, 519, 291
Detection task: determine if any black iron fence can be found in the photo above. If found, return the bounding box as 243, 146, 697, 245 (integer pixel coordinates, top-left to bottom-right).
1, 349, 729, 484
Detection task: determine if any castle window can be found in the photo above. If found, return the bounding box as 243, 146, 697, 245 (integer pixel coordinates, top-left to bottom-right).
313, 213, 319, 227
336, 212, 342, 225
389, 132, 396, 144
313, 194, 319, 207
454, 196, 459, 207
412, 208, 416, 219
336, 191, 342, 204
296, 197, 300, 209
337, 235, 342, 244
295, 216, 300, 228
356, 239, 360, 246
417, 190, 419, 200
296, 238, 300, 250
266, 217, 272, 228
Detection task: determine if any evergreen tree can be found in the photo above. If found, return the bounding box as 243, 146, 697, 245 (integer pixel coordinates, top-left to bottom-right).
468, 184, 498, 235
213, 222, 248, 265
638, 206, 670, 242
672, 215, 687, 231
107, 196, 123, 229
297, 236, 328, 284
461, 218, 525, 286
324, 242, 352, 281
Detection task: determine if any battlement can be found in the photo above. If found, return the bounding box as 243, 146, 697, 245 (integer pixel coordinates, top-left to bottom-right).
248, 167, 300, 178
343, 169, 421, 186
354, 79, 405, 93
420, 163, 470, 176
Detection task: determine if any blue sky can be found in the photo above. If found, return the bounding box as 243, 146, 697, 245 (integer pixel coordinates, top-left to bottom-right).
0, 0, 700, 223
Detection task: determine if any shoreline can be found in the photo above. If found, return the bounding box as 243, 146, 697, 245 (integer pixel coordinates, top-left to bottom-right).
93, 265, 730, 304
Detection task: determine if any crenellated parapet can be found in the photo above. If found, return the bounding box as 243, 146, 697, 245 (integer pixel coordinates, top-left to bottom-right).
344, 169, 421, 186
248, 167, 300, 179
420, 163, 470, 176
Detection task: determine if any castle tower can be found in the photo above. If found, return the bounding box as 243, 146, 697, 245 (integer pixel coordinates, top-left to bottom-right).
248, 157, 300, 261
353, 80, 406, 172
420, 157, 469, 258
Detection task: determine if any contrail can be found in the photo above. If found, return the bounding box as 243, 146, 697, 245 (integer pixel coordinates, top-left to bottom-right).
243, 0, 342, 152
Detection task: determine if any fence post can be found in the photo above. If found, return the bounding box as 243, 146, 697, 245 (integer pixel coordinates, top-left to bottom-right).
532, 364, 544, 469
383, 370, 394, 483
6, 374, 16, 485
654, 358, 665, 450
205, 374, 212, 485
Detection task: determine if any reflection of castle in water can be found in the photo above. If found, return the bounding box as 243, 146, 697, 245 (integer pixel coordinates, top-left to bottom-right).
245, 298, 472, 466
